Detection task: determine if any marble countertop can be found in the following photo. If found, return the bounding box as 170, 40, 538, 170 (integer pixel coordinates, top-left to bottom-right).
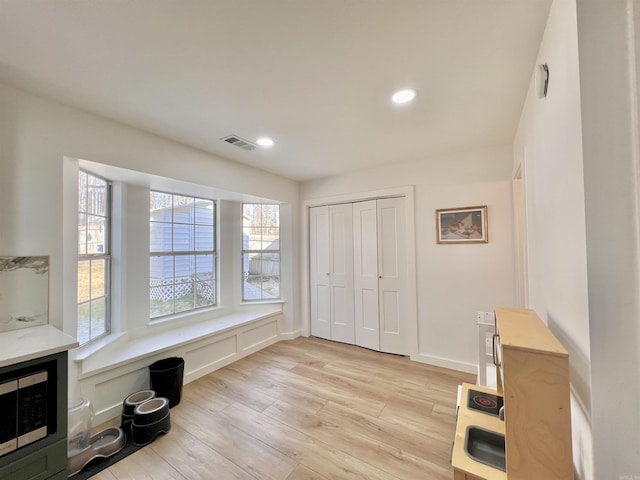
0, 325, 79, 368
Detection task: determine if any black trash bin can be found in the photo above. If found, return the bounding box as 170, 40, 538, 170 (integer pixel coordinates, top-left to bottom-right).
149, 357, 184, 408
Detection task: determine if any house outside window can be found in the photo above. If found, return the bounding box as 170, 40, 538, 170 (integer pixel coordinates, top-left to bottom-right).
77, 170, 111, 345
150, 191, 216, 318
242, 204, 280, 301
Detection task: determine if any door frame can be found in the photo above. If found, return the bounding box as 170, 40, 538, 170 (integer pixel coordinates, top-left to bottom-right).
301, 185, 417, 358
513, 153, 529, 308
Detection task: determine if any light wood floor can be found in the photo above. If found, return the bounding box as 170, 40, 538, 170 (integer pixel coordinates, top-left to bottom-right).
92, 336, 475, 480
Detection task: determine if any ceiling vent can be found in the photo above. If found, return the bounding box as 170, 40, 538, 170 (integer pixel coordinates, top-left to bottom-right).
221, 135, 257, 151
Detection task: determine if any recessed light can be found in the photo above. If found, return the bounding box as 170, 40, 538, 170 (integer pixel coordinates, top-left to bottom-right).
256, 137, 274, 147
391, 89, 417, 104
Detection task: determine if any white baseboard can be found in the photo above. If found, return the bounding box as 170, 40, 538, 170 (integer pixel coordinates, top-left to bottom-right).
278, 329, 301, 340
410, 352, 477, 375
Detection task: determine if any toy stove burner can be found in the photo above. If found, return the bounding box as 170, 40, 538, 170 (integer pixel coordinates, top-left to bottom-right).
473, 395, 497, 409
467, 389, 503, 417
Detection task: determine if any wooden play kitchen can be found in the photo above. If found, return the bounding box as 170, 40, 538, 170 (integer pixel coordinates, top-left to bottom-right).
451, 307, 574, 479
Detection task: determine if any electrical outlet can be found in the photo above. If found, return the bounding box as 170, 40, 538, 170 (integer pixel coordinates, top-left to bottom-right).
477, 311, 484, 322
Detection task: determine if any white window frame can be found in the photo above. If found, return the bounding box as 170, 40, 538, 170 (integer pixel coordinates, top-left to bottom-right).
242, 203, 281, 302
77, 170, 111, 345
150, 191, 217, 319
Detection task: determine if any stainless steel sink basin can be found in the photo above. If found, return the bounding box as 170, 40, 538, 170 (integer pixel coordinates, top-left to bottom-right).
465, 426, 506, 471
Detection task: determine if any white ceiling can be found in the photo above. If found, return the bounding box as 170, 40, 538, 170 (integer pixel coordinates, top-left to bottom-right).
0, 0, 552, 182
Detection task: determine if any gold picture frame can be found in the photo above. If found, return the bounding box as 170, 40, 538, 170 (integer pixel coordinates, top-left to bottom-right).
436, 206, 488, 244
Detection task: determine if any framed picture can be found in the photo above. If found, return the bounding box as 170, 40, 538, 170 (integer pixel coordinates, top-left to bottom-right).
436, 206, 488, 244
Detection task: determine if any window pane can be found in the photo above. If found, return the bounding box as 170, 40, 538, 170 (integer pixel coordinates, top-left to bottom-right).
265, 276, 280, 298
77, 302, 90, 345
196, 281, 214, 307
195, 225, 213, 251
150, 286, 174, 318
150, 255, 174, 282
262, 204, 279, 226
173, 195, 194, 224
247, 252, 261, 275
242, 253, 251, 278
244, 251, 278, 300
90, 297, 107, 338
243, 276, 261, 301
150, 256, 175, 319
263, 252, 280, 275
78, 213, 87, 255
78, 260, 90, 304
174, 255, 195, 314
90, 260, 106, 298
174, 276, 195, 313
243, 204, 260, 228
87, 177, 108, 216
150, 222, 173, 252
245, 227, 261, 250
174, 255, 195, 279
150, 192, 173, 221
86, 215, 107, 254
195, 200, 214, 225
195, 254, 213, 279
263, 227, 279, 250
173, 223, 193, 251
78, 171, 87, 211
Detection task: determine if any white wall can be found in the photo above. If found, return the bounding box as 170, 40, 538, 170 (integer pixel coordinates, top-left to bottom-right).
576, 0, 640, 477
0, 81, 301, 419
301, 146, 516, 371
513, 1, 593, 476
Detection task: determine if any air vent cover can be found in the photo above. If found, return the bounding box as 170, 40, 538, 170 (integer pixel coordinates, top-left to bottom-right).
221, 135, 257, 151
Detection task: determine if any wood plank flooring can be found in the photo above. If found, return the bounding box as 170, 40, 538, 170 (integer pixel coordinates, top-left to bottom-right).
91, 337, 475, 480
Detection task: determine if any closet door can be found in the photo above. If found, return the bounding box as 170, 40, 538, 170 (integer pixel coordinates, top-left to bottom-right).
309, 204, 355, 343
309, 206, 331, 339
378, 197, 408, 355
328, 203, 355, 344
353, 200, 380, 350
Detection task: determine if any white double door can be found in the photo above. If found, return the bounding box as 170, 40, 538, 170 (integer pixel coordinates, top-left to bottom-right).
309, 197, 408, 355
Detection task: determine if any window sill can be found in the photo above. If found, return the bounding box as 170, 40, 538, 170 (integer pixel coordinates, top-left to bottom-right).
74, 307, 282, 379
239, 299, 285, 306
74, 331, 128, 362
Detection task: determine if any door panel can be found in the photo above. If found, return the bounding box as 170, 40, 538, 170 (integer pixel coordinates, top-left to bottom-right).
329, 204, 355, 344
379, 206, 399, 277
311, 284, 331, 338
381, 290, 400, 334
309, 206, 331, 339
361, 288, 379, 331
378, 197, 408, 355
353, 200, 380, 350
